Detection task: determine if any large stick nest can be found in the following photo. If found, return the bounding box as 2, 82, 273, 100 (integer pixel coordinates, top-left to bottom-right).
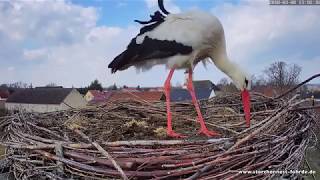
0, 93, 317, 179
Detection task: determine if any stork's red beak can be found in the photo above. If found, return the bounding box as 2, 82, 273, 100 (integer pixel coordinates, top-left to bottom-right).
241, 89, 251, 127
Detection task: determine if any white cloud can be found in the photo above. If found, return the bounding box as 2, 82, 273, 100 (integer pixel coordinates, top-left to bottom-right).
1, 0, 319, 87
116, 1, 127, 7
7, 66, 15, 71
211, 1, 320, 63
32, 25, 138, 87
8, 25, 139, 87
210, 1, 320, 82
0, 0, 97, 46
0, 0, 124, 87
85, 27, 124, 43
23, 48, 48, 61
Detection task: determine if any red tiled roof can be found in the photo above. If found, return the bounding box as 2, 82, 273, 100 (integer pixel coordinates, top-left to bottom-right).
88, 90, 102, 97
108, 91, 164, 102
253, 86, 290, 97
121, 88, 139, 92
88, 90, 111, 101
0, 90, 9, 99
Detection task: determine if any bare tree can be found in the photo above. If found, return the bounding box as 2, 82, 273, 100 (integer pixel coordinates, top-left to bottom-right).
217, 78, 229, 86
217, 77, 237, 92
45, 83, 57, 87
251, 75, 267, 88
287, 64, 302, 85
263, 61, 301, 89
9, 81, 29, 88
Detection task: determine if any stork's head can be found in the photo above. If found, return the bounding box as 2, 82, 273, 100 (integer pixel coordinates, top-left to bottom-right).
232, 72, 251, 91
210, 51, 252, 128
230, 71, 251, 128
227, 69, 251, 127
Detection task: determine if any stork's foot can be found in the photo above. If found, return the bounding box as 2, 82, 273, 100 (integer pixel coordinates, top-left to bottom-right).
198, 128, 220, 137
167, 130, 186, 138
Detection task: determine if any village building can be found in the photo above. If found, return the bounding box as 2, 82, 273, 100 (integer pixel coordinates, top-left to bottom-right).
306, 84, 320, 92
84, 90, 112, 102
164, 80, 221, 102
87, 80, 220, 104
0, 89, 9, 109
5, 87, 87, 113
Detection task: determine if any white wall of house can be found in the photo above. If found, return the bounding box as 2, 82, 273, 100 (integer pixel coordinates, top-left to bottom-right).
63, 89, 87, 108
209, 90, 216, 98
5, 89, 87, 113
84, 91, 94, 102
0, 99, 5, 109
5, 103, 69, 113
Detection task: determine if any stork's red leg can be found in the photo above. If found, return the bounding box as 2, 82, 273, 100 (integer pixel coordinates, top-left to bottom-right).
164, 68, 185, 138
186, 69, 219, 137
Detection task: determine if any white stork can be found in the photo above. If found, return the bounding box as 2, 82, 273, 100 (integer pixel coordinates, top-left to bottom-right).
108, 0, 251, 138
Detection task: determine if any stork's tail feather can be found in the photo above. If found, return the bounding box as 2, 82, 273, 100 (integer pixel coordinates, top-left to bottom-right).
158, 0, 170, 15
108, 0, 171, 74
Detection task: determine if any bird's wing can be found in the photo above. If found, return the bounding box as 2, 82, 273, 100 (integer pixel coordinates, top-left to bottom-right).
137, 11, 217, 48
108, 15, 196, 73
108, 11, 216, 73
108, 35, 192, 73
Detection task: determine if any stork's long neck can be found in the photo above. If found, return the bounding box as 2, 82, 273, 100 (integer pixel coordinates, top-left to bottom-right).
210, 50, 245, 90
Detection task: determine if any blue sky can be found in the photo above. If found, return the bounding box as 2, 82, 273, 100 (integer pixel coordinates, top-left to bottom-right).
1, 0, 319, 87
71, 0, 239, 27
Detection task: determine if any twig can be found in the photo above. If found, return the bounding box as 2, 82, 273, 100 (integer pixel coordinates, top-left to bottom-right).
55, 142, 64, 174
71, 128, 129, 180
0, 91, 315, 180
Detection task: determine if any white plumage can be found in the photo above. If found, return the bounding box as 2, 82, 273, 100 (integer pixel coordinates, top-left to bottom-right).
109, 10, 250, 90
135, 11, 224, 68
108, 0, 252, 137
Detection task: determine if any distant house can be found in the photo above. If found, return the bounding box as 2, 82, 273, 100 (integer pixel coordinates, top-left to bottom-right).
193, 80, 221, 96
84, 90, 112, 102
108, 91, 164, 102
0, 100, 5, 109
121, 87, 140, 92
163, 88, 212, 102
0, 89, 9, 100
5, 88, 87, 112
147, 87, 163, 92
163, 80, 220, 102
306, 84, 320, 92
0, 89, 9, 109
253, 86, 297, 98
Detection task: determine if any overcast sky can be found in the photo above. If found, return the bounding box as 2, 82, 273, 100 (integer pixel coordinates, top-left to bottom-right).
1, 0, 319, 88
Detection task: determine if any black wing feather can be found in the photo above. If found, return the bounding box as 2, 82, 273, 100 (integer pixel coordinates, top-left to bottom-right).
108, 9, 192, 73
108, 36, 192, 73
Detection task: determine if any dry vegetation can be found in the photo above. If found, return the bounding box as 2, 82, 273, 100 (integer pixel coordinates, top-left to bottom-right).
0, 92, 318, 179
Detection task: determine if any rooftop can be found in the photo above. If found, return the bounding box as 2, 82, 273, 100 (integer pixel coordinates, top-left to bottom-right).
6, 88, 74, 104
164, 87, 214, 102
0, 90, 9, 99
